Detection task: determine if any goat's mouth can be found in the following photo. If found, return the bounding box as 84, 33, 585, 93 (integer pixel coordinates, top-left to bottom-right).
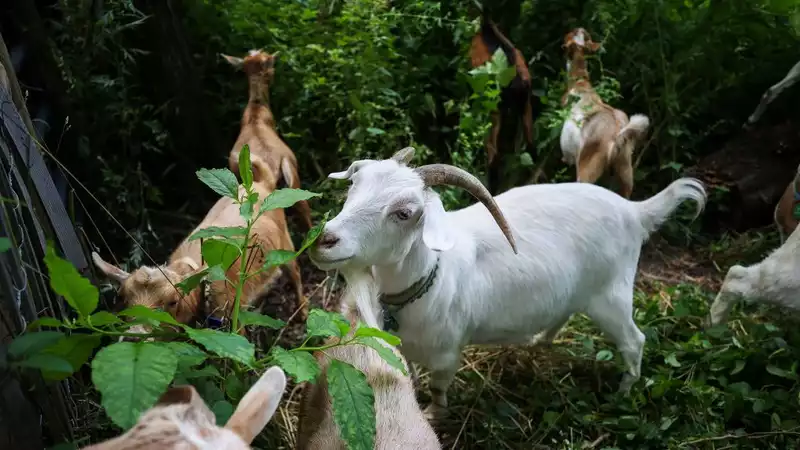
308, 254, 353, 270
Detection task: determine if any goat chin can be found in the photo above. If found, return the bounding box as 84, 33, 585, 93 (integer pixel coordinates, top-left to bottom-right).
709, 224, 800, 327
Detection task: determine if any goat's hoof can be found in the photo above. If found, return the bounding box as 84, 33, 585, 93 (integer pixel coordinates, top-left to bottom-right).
423, 404, 449, 422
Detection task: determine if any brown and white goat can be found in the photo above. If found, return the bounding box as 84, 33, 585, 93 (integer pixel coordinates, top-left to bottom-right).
773, 163, 800, 243
80, 366, 287, 450
296, 270, 441, 450
469, 10, 533, 194
559, 28, 650, 199
92, 159, 307, 331
222, 50, 313, 232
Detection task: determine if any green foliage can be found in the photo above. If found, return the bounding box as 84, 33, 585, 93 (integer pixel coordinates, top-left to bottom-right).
91, 342, 178, 430
44, 246, 99, 318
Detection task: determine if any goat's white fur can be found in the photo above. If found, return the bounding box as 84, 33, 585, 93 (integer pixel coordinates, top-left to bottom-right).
296, 268, 441, 449
746, 60, 800, 126
310, 151, 707, 417
709, 224, 800, 327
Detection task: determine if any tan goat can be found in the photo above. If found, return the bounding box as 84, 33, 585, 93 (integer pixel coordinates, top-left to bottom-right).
80, 366, 287, 450
222, 49, 313, 231
296, 270, 441, 450
558, 28, 650, 199
92, 159, 307, 331
773, 163, 800, 243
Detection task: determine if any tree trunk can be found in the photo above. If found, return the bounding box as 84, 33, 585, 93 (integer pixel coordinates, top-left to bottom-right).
685, 118, 800, 232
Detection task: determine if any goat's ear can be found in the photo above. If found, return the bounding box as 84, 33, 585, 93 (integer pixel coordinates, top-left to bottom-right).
422, 194, 455, 252
328, 160, 377, 180
389, 146, 415, 165
92, 252, 130, 284
221, 53, 244, 69
224, 366, 287, 444
279, 157, 298, 188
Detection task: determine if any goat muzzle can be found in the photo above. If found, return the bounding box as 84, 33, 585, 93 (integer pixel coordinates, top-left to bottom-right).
414, 164, 518, 254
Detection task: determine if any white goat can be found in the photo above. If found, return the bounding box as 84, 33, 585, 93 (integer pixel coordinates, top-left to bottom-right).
308, 147, 707, 419
296, 269, 441, 449
708, 223, 800, 327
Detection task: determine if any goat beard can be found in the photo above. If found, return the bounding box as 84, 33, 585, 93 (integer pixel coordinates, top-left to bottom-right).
339, 268, 382, 330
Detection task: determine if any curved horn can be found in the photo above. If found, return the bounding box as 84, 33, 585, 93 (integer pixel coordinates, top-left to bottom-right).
390, 147, 415, 165
414, 164, 518, 254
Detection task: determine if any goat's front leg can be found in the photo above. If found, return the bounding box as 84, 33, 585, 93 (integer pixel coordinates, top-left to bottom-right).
422, 352, 460, 422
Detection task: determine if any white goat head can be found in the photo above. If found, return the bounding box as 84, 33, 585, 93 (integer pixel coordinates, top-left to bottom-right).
309, 148, 517, 271
81, 366, 287, 450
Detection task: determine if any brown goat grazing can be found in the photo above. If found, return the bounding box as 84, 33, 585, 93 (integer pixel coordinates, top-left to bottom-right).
222, 49, 313, 231
559, 28, 650, 199
773, 163, 800, 243
92, 160, 307, 331
80, 366, 287, 450
469, 10, 533, 194
296, 270, 441, 450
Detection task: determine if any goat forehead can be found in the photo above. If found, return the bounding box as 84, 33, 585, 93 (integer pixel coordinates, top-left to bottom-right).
349, 163, 423, 199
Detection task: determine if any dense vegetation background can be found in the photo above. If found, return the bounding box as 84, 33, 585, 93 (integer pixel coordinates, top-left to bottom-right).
5, 0, 800, 448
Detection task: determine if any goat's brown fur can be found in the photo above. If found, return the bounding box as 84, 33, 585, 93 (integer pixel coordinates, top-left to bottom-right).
560, 28, 649, 199
80, 366, 287, 450
469, 12, 533, 193
774, 164, 800, 243
93, 160, 307, 332
223, 50, 313, 231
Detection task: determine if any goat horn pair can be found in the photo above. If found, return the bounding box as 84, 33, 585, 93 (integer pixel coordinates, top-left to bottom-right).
414, 164, 518, 254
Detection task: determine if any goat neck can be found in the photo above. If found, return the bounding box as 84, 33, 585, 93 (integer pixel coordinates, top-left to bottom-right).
242, 75, 275, 128
372, 236, 440, 300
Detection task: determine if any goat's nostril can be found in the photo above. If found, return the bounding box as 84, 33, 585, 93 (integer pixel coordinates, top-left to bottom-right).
317, 232, 340, 249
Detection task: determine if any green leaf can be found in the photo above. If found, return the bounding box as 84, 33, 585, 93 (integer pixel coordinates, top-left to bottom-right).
352, 336, 407, 376
176, 267, 211, 294
188, 226, 248, 242
327, 359, 375, 450
238, 144, 253, 190
665, 353, 681, 368
41, 334, 103, 381
181, 365, 221, 380
91, 342, 178, 430
158, 342, 207, 369
731, 359, 746, 375
520, 152, 533, 167
0, 237, 11, 252
88, 311, 123, 327
196, 168, 240, 199
27, 317, 64, 331
258, 188, 321, 214
595, 349, 614, 361
186, 328, 255, 367
262, 250, 297, 269
239, 310, 286, 329
297, 212, 328, 254
224, 373, 245, 401
240, 192, 258, 221
212, 400, 234, 426
9, 331, 65, 358
366, 127, 385, 136
44, 246, 99, 317
766, 364, 797, 380
307, 309, 350, 339
13, 354, 74, 374
207, 265, 228, 282
270, 347, 320, 383
354, 325, 401, 346
201, 239, 241, 270
118, 305, 180, 326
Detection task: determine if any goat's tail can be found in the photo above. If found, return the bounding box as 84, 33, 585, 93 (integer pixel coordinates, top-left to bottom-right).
634, 177, 707, 236
614, 114, 650, 157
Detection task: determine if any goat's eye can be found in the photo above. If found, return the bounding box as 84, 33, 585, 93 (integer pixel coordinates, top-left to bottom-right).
393, 208, 411, 221
166, 300, 179, 308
